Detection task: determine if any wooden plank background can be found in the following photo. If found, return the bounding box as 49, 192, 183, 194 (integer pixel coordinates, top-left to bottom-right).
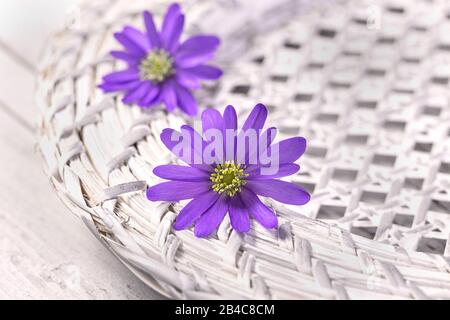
0, 0, 163, 300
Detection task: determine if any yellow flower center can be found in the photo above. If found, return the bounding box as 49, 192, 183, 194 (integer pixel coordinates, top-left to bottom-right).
139, 50, 174, 83
210, 161, 249, 197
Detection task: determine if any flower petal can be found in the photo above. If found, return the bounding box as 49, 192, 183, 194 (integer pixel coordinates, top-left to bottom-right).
202, 108, 224, 134
146, 181, 211, 201
160, 128, 192, 162
111, 51, 140, 65
138, 85, 160, 107
201, 108, 225, 161
161, 4, 184, 52
143, 11, 161, 48
179, 125, 208, 165
175, 36, 220, 68
153, 165, 209, 182
223, 105, 237, 131
167, 14, 185, 52
175, 85, 198, 116
175, 69, 201, 89
122, 82, 151, 104
246, 179, 310, 205
223, 105, 238, 161
114, 32, 147, 57
160, 128, 182, 151
246, 126, 277, 165
246, 164, 300, 180
229, 195, 251, 233
194, 196, 228, 237
123, 26, 151, 51
240, 188, 278, 229
236, 104, 268, 165
161, 80, 177, 111
173, 192, 219, 230
242, 103, 268, 132
98, 81, 140, 93
102, 69, 140, 83
269, 137, 307, 164
260, 126, 277, 149
182, 65, 223, 80
160, 127, 210, 170
162, 4, 182, 34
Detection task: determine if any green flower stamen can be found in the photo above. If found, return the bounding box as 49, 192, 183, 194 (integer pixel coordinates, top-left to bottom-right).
139, 49, 174, 83
210, 161, 249, 197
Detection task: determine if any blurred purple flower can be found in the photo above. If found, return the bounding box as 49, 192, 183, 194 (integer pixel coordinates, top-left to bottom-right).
147, 104, 310, 238
99, 3, 222, 116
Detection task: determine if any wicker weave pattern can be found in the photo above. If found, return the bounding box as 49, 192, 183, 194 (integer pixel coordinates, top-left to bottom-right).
217, 0, 450, 257
37, 0, 450, 299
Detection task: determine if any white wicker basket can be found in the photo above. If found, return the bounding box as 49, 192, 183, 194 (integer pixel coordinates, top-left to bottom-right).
37, 0, 450, 299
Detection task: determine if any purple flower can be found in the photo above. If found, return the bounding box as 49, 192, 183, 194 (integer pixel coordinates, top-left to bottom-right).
99, 3, 222, 116
146, 104, 311, 238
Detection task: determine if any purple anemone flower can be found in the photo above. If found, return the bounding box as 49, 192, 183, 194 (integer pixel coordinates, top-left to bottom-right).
99, 3, 222, 116
146, 103, 311, 238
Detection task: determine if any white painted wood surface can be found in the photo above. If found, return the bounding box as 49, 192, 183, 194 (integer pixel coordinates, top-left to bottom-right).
0, 0, 163, 300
